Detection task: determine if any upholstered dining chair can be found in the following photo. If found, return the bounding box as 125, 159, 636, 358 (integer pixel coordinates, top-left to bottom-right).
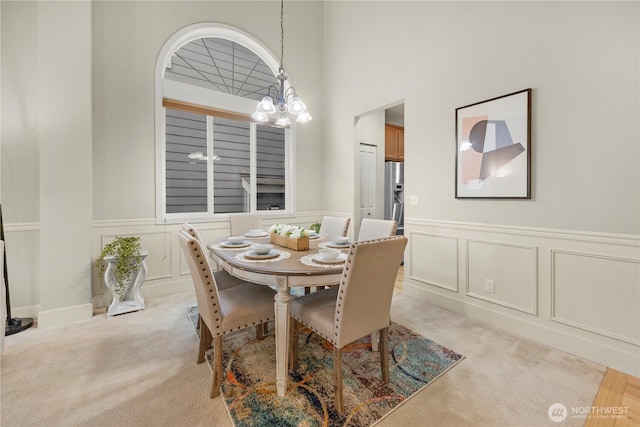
182, 222, 246, 290
356, 218, 397, 241
289, 235, 408, 413
318, 216, 350, 238
181, 222, 204, 243
178, 231, 276, 398
229, 213, 263, 235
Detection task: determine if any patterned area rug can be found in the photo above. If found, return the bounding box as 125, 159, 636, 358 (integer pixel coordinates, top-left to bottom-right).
186, 306, 463, 427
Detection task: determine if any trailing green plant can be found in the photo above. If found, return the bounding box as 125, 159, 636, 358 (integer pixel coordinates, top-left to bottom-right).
310, 223, 321, 233
95, 236, 143, 301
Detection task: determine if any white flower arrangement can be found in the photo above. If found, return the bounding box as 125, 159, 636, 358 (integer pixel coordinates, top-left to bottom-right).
268, 224, 312, 239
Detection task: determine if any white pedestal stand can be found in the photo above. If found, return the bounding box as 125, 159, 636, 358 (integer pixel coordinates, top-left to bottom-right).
104, 250, 148, 316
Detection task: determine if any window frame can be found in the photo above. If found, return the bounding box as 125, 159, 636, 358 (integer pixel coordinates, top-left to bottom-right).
154, 23, 297, 224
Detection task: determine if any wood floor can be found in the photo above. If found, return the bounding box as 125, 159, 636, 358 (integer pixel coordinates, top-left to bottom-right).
585, 369, 639, 427
394, 267, 638, 426
394, 265, 404, 292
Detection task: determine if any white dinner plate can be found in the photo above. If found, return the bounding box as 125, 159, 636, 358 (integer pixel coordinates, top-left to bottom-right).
221, 241, 251, 248
326, 241, 351, 248
244, 249, 279, 260
313, 253, 347, 264
244, 232, 269, 238
308, 234, 320, 240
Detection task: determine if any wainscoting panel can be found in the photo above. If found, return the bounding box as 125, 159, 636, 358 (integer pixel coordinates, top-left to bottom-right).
551, 250, 640, 345
403, 218, 640, 377
2, 224, 40, 311
3, 212, 328, 322
466, 238, 538, 315
409, 232, 458, 292
101, 231, 172, 282
92, 213, 326, 311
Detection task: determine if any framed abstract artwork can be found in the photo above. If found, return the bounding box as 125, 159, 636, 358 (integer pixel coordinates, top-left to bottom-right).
455, 89, 532, 199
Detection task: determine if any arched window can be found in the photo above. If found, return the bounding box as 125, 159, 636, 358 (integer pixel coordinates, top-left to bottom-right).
155, 24, 295, 223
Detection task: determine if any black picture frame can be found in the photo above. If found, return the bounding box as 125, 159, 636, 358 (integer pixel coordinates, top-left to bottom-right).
455, 89, 532, 199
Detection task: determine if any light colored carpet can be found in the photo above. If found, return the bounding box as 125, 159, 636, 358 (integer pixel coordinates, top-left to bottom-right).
0, 291, 604, 426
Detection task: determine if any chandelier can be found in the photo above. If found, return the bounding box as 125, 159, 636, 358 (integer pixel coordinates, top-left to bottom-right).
251, 0, 311, 127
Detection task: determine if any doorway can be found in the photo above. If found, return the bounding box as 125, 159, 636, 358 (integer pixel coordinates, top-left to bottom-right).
354, 103, 405, 238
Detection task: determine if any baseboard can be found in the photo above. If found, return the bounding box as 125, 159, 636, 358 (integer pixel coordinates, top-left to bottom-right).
92, 278, 194, 310
9, 304, 40, 321
37, 303, 93, 328
403, 282, 640, 377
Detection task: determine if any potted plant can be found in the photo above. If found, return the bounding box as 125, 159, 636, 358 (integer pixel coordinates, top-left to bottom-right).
95, 236, 147, 315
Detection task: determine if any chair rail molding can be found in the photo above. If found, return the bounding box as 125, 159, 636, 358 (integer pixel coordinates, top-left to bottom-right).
4, 222, 40, 232
405, 218, 640, 247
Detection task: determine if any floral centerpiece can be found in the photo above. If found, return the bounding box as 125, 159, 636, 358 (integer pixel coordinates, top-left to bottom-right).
268, 224, 312, 250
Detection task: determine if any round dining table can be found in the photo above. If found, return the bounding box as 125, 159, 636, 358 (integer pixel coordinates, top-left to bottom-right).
207, 233, 347, 397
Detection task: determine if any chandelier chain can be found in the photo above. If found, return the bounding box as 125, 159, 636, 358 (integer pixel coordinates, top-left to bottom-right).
280, 0, 285, 70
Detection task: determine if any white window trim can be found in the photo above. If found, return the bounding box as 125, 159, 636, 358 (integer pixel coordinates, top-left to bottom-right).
154, 23, 297, 224
206, 116, 214, 215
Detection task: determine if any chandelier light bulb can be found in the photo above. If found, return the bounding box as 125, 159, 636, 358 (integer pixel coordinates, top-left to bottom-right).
258, 96, 276, 114
288, 96, 306, 115
251, 111, 269, 122
296, 110, 312, 123
275, 112, 291, 127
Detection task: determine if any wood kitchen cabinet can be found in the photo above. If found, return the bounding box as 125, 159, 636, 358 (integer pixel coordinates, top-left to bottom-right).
385, 124, 404, 162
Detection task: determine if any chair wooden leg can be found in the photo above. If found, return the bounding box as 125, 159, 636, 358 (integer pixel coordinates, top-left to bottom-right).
255, 321, 269, 340
334, 346, 344, 414
198, 317, 212, 364
256, 323, 265, 340
289, 320, 299, 371
210, 335, 223, 398
380, 327, 390, 383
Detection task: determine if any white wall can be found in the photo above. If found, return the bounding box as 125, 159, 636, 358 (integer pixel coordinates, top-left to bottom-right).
323, 1, 640, 375
2, 1, 94, 325
1, 2, 39, 223
39, 1, 94, 325
1, 0, 325, 324
92, 1, 324, 220
324, 1, 639, 234
1, 2, 42, 317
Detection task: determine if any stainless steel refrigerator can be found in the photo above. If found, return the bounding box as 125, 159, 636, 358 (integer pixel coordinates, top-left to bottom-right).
384, 161, 404, 235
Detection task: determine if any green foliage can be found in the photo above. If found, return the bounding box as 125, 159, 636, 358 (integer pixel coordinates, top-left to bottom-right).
95, 236, 142, 301
310, 223, 321, 233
